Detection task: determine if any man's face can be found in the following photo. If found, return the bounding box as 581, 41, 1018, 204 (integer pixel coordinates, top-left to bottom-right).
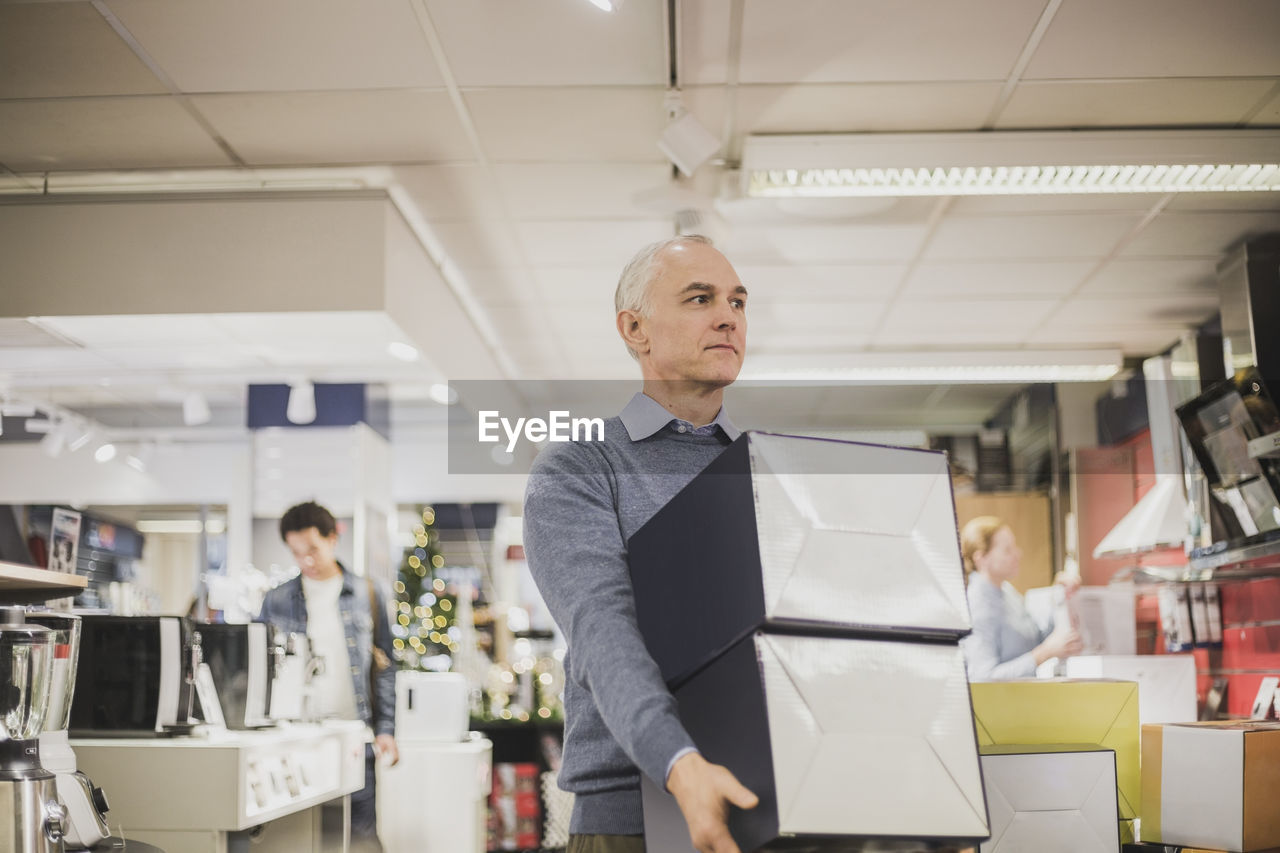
629, 242, 747, 387
284, 526, 340, 580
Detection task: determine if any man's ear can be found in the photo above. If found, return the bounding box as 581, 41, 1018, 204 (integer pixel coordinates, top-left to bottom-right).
617, 310, 649, 355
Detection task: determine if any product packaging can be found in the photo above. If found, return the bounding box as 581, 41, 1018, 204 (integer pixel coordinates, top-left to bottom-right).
1065, 654, 1198, 724
629, 431, 970, 684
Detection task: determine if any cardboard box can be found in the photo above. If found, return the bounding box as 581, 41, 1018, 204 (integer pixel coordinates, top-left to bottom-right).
980, 744, 1119, 853
1142, 721, 1280, 851
1065, 655, 1198, 724
642, 633, 989, 851
628, 431, 971, 684
970, 679, 1139, 819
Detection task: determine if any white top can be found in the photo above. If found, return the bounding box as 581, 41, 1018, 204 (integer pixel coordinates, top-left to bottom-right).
301, 573, 358, 720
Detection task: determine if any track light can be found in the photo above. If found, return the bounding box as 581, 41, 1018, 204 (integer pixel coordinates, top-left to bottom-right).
658, 91, 721, 177
182, 392, 212, 426
287, 381, 317, 425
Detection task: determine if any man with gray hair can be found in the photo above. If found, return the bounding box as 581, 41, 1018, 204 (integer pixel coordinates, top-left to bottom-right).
523, 234, 756, 853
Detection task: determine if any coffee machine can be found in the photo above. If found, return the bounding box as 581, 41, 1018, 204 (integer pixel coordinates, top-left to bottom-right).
27, 612, 110, 850
268, 629, 324, 722
0, 607, 67, 852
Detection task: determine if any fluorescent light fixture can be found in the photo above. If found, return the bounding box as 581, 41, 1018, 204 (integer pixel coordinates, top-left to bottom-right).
387, 341, 420, 362
586, 0, 623, 10
741, 130, 1280, 197
94, 443, 117, 463
67, 425, 94, 453
125, 454, 146, 472
739, 349, 1123, 383
286, 381, 317, 424
182, 392, 212, 426
137, 519, 205, 535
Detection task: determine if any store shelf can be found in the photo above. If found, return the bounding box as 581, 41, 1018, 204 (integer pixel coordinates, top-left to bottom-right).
1187, 535, 1280, 579
0, 559, 87, 601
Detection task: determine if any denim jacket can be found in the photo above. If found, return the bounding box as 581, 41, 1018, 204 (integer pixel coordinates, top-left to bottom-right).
256, 563, 397, 736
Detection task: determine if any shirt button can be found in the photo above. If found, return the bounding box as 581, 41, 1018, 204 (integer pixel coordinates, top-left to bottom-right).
677, 425, 687, 433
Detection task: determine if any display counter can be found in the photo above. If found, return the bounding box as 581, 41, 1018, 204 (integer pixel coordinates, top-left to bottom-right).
72, 720, 366, 853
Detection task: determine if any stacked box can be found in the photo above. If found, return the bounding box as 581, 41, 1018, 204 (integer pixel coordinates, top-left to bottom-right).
970, 679, 1140, 821
979, 744, 1120, 853
629, 431, 988, 851
1065, 654, 1198, 724
1142, 720, 1280, 852
488, 762, 540, 851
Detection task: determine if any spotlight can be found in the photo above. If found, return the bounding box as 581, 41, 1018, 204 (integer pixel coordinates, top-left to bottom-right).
429, 383, 458, 406
94, 443, 117, 463
40, 423, 67, 458
658, 91, 721, 177
182, 392, 212, 426
287, 381, 317, 425
387, 342, 420, 362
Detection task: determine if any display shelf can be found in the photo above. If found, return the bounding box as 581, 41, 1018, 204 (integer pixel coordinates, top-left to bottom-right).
1187, 535, 1280, 579
0, 559, 87, 602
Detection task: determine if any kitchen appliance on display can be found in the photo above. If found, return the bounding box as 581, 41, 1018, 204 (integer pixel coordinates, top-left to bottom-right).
197, 623, 274, 730
26, 612, 110, 850
69, 615, 201, 737
268, 629, 323, 722
0, 607, 68, 853
1177, 367, 1280, 545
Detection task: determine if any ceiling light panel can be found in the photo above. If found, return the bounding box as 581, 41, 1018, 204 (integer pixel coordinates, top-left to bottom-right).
742, 131, 1280, 198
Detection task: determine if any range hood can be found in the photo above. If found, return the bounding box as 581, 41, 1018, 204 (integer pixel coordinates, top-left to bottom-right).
1093, 355, 1188, 558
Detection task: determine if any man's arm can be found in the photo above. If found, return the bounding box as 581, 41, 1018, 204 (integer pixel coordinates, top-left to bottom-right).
524, 443, 756, 851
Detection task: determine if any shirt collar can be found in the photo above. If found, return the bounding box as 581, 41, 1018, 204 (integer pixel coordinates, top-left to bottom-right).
619, 392, 741, 442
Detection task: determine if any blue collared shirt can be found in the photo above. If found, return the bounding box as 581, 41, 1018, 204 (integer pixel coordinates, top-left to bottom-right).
619, 392, 741, 443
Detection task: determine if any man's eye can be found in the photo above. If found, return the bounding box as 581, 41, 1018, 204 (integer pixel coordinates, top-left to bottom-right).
689, 295, 709, 304
732, 299, 745, 309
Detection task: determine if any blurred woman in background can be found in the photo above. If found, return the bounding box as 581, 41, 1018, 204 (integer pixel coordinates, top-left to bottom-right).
961, 516, 1082, 680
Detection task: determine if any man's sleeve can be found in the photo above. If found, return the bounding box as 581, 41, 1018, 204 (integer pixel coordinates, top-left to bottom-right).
523, 443, 696, 787
372, 580, 397, 736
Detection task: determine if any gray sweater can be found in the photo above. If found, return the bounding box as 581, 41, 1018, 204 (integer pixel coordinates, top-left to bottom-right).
523, 393, 739, 835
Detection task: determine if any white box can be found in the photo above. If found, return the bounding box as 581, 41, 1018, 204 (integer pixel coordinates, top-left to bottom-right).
980, 745, 1119, 853
394, 671, 469, 742
379, 736, 491, 853
642, 634, 989, 851
1065, 655, 1198, 724
630, 433, 971, 684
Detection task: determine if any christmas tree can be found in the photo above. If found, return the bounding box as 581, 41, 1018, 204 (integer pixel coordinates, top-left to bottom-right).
391, 506, 461, 670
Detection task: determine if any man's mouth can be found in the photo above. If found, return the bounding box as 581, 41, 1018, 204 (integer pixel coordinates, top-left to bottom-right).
705, 343, 737, 353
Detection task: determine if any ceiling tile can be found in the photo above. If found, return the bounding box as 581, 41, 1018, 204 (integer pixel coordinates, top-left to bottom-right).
877, 298, 1060, 336
192, 90, 474, 165
748, 331, 873, 353
680, 0, 733, 85
1120, 212, 1280, 257
738, 0, 1045, 83
996, 79, 1278, 128
493, 163, 675, 220
461, 267, 541, 306
755, 301, 884, 333
721, 223, 930, 263
515, 220, 673, 267
904, 260, 1095, 297
733, 83, 1001, 133
425, 0, 664, 87
107, 0, 442, 92
1024, 0, 1280, 79
734, 263, 906, 302
530, 267, 623, 303
392, 165, 506, 222
0, 97, 232, 171
1165, 192, 1280, 212
429, 222, 528, 268
466, 87, 668, 163
0, 2, 166, 98
948, 195, 1160, 215
925, 213, 1142, 260
1028, 324, 1190, 355
1077, 259, 1219, 296
1046, 294, 1218, 327
1248, 86, 1280, 126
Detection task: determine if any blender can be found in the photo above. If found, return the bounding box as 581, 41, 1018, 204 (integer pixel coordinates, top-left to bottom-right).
27, 612, 109, 850
0, 607, 67, 853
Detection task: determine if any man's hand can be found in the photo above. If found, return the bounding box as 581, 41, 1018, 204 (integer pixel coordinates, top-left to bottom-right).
375, 733, 399, 766
666, 752, 758, 853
